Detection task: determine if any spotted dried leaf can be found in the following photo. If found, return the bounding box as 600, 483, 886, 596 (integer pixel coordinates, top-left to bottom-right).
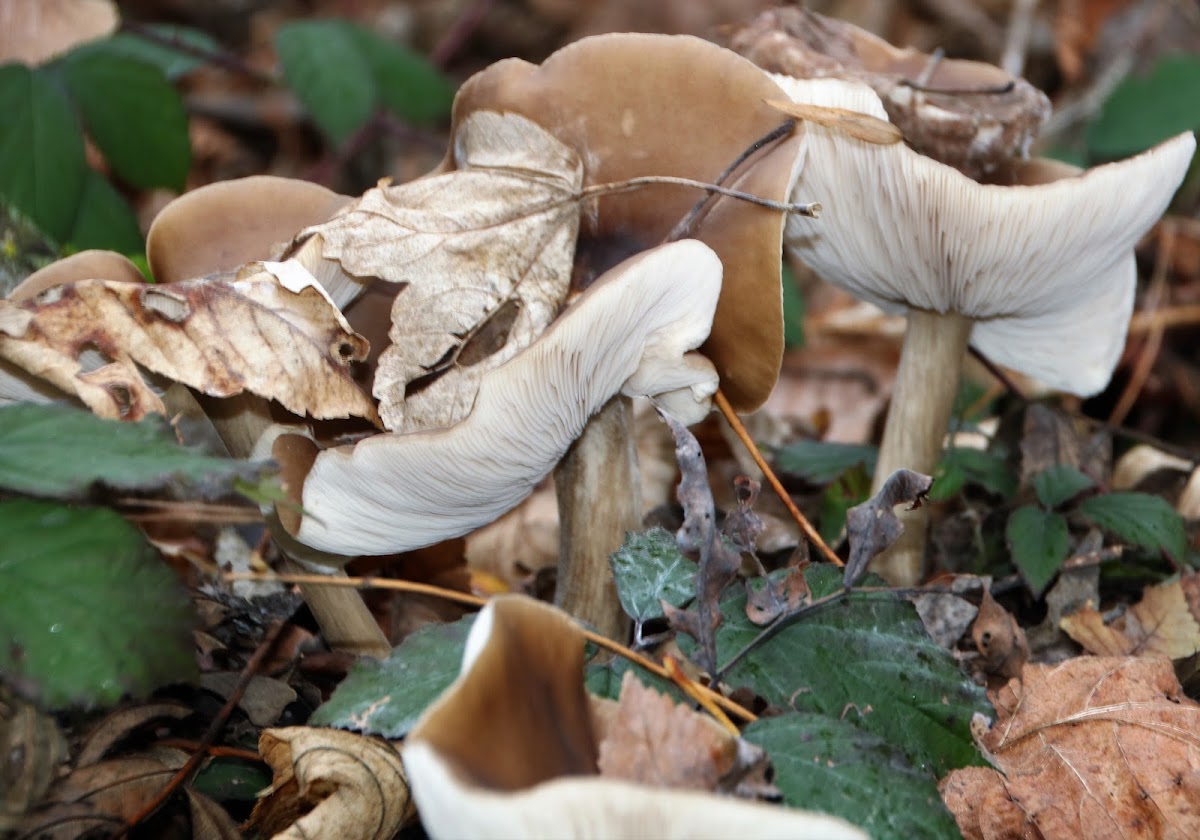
1061, 579, 1200, 660
303, 111, 583, 433
843, 469, 932, 587
0, 262, 377, 423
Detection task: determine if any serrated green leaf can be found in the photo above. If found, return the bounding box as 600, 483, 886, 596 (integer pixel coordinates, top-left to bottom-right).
774, 439, 877, 485
65, 169, 143, 253
609, 527, 694, 624
58, 51, 190, 191
351, 25, 454, 125
276, 21, 378, 144
71, 25, 220, 79
1080, 492, 1187, 560
0, 403, 264, 499
1032, 464, 1094, 509
744, 713, 959, 839
584, 656, 686, 704
1087, 55, 1200, 159
310, 614, 475, 738
703, 566, 986, 775
0, 64, 87, 241
0, 499, 195, 708
930, 447, 1014, 502
1006, 505, 1068, 595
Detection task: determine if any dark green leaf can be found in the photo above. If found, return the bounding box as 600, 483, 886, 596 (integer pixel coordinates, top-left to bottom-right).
745, 713, 959, 840
1032, 464, 1094, 509
1006, 505, 1069, 595
0, 403, 264, 499
774, 439, 877, 485
65, 169, 143, 253
71, 26, 220, 79
781, 261, 805, 348
609, 527, 694, 624
310, 615, 475, 738
584, 656, 686, 704
1087, 56, 1200, 159
1080, 492, 1187, 560
192, 758, 274, 802
705, 566, 986, 775
351, 25, 454, 125
817, 464, 871, 544
0, 64, 86, 241
0, 499, 195, 708
930, 447, 1014, 502
276, 21, 378, 144
58, 51, 190, 191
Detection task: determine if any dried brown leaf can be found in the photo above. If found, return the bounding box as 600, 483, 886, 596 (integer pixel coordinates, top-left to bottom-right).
0, 263, 377, 423
843, 468, 932, 587
0, 689, 67, 832
1061, 579, 1200, 660
304, 111, 582, 433
972, 589, 1028, 681
745, 565, 809, 626
940, 657, 1200, 840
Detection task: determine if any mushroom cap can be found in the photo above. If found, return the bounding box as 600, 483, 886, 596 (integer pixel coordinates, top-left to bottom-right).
278, 239, 723, 557
778, 77, 1197, 396
446, 33, 806, 412
146, 176, 351, 284
8, 250, 143, 302
0, 0, 118, 65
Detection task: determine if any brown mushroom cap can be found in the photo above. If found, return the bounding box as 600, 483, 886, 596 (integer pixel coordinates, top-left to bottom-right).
9, 250, 143, 302
146, 176, 351, 284
446, 34, 804, 412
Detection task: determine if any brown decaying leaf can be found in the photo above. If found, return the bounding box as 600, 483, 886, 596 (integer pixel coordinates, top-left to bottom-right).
972, 589, 1029, 681
843, 468, 932, 587
940, 657, 1200, 840
745, 564, 809, 626
0, 263, 378, 424
75, 701, 192, 767
1, 689, 68, 833
1061, 579, 1200, 661
764, 99, 903, 145
251, 727, 414, 840
302, 111, 582, 433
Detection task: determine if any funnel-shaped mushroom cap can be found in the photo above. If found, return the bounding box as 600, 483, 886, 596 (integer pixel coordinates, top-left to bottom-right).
403, 595, 869, 840
448, 34, 806, 411
778, 77, 1197, 396
147, 176, 351, 284
279, 239, 724, 557
8, 250, 143, 302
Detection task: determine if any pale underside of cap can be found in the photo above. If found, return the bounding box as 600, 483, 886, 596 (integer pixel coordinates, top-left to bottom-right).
778, 76, 1197, 396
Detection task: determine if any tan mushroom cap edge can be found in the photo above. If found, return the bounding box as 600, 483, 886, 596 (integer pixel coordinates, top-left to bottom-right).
146, 175, 351, 284
8, 250, 143, 302
0, 0, 118, 65
446, 33, 806, 412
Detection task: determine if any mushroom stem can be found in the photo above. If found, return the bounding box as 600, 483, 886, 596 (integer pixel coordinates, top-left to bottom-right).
553, 395, 638, 640
279, 557, 391, 658
870, 308, 973, 585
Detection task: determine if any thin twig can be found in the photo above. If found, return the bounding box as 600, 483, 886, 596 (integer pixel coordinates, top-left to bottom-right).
119, 21, 276, 84
582, 177, 819, 217
1110, 222, 1175, 426
714, 390, 843, 567
429, 0, 497, 68
664, 655, 739, 736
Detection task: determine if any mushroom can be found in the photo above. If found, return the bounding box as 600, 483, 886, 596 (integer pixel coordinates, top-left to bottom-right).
440, 34, 806, 635
403, 594, 869, 840
776, 76, 1196, 584
0, 0, 118, 66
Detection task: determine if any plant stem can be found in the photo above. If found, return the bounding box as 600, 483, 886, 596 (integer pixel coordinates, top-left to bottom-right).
870, 308, 973, 585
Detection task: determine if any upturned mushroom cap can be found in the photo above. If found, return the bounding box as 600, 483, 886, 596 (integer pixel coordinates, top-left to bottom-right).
403, 595, 869, 840
0, 0, 118, 65
146, 176, 351, 284
276, 239, 723, 557
8, 250, 143, 302
777, 77, 1197, 396
446, 34, 806, 412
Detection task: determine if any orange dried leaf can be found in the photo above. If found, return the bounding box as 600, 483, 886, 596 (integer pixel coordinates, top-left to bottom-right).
1061, 580, 1200, 660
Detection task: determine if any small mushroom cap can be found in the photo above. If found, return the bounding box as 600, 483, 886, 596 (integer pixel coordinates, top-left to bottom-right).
146, 176, 351, 284
447, 33, 806, 412
278, 239, 723, 557
778, 76, 1197, 396
0, 0, 118, 65
8, 250, 143, 302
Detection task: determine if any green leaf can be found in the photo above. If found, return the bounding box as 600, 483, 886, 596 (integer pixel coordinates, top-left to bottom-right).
609, 528, 694, 625
58, 51, 190, 191
0, 499, 195, 708
1087, 55, 1200, 159
1032, 464, 1094, 509
275, 21, 379, 144
65, 169, 143, 253
71, 25, 220, 80
930, 447, 1014, 502
352, 25, 455, 125
310, 614, 475, 738
1006, 505, 1069, 595
745, 713, 959, 840
774, 439, 877, 485
0, 403, 264, 499
818, 464, 871, 544
192, 758, 274, 802
0, 64, 87, 241
1079, 492, 1187, 560
705, 566, 986, 775
584, 656, 686, 704
781, 261, 805, 348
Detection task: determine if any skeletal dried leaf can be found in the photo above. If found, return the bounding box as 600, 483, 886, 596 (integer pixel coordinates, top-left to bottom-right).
0, 261, 377, 423
843, 469, 932, 588
303, 111, 582, 432
1061, 579, 1200, 660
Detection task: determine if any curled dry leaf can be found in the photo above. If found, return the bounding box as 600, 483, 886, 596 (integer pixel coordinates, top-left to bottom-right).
251, 727, 413, 840
971, 589, 1028, 681
842, 469, 932, 587
300, 111, 582, 433
0, 261, 378, 424
0, 689, 67, 832
940, 657, 1200, 840
1061, 579, 1200, 660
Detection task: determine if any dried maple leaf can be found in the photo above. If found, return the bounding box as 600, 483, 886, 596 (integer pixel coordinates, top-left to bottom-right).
940, 657, 1200, 840
301, 111, 582, 433
0, 261, 377, 424
1061, 579, 1200, 660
